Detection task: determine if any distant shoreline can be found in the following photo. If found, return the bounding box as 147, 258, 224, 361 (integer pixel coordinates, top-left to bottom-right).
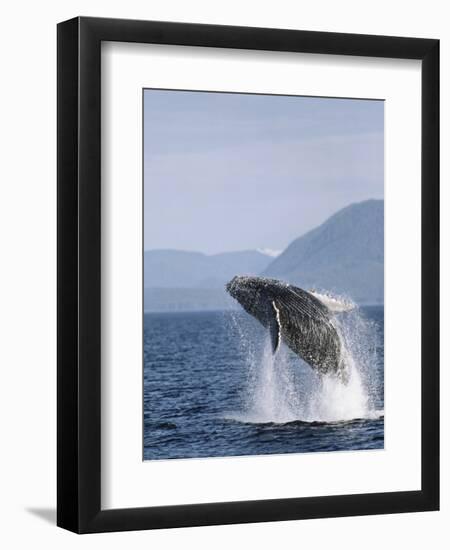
144, 303, 384, 315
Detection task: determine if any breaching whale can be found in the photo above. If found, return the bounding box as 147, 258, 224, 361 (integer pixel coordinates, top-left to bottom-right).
226, 275, 352, 381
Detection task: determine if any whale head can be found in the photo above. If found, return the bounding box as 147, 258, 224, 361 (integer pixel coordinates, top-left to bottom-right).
226, 276, 285, 322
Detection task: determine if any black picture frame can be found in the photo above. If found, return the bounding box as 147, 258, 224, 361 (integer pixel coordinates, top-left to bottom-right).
57, 16, 439, 533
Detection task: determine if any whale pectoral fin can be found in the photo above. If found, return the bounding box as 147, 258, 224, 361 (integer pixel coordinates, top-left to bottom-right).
268, 317, 280, 353
269, 301, 282, 353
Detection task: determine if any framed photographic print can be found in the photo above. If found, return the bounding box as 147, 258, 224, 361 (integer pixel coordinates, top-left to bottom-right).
57, 17, 439, 533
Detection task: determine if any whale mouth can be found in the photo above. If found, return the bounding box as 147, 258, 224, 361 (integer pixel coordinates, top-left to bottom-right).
225, 276, 238, 298
225, 275, 256, 299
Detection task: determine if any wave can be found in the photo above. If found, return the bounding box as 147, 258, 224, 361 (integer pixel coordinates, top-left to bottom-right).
223, 410, 384, 426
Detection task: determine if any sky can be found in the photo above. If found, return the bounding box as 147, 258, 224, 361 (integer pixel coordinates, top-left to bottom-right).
144, 89, 384, 255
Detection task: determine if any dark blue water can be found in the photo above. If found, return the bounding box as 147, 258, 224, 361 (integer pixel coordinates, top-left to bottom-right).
143, 306, 384, 460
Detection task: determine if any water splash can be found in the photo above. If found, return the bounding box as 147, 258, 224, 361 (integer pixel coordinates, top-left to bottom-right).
226, 303, 382, 425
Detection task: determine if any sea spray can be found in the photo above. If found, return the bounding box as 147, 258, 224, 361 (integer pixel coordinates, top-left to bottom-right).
227, 303, 381, 424
243, 338, 303, 423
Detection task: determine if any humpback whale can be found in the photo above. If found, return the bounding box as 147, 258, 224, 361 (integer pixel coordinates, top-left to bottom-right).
226, 276, 351, 381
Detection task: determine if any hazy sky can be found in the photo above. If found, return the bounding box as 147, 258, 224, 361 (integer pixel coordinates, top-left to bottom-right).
144, 89, 384, 254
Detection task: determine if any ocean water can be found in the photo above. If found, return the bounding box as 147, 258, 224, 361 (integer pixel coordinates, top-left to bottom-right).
143, 306, 384, 460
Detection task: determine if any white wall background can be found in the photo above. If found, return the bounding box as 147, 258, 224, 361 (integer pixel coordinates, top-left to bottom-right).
0, 1, 447, 547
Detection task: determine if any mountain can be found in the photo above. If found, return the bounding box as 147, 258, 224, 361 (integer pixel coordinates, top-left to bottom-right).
263, 199, 384, 304
144, 200, 384, 311
144, 249, 272, 289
